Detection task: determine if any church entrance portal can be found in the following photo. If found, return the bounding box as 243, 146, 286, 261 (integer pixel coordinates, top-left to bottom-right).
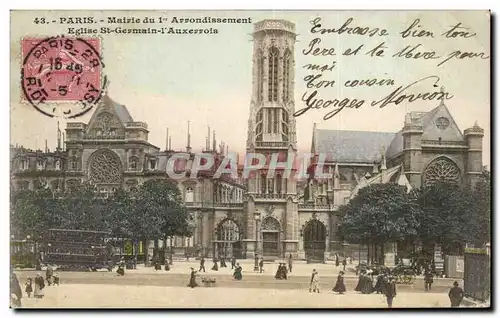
261, 217, 281, 258
215, 219, 242, 259
304, 219, 326, 262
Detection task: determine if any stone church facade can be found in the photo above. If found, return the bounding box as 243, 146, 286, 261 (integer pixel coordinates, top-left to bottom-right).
10, 19, 484, 261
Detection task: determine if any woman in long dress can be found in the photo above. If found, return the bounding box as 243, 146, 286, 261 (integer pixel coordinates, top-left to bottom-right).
187, 268, 198, 288
233, 263, 243, 280
354, 272, 364, 292
361, 271, 374, 294
34, 274, 45, 298
333, 271, 346, 294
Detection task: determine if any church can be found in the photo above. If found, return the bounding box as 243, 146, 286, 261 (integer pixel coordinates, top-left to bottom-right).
10, 19, 484, 262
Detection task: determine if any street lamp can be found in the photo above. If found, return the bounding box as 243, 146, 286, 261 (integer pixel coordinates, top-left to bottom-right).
254, 210, 261, 271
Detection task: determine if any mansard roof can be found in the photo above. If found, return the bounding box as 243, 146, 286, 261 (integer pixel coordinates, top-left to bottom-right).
101, 94, 133, 124
313, 129, 395, 163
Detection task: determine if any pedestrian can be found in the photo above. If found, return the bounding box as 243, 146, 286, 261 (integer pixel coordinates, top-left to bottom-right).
199, 257, 206, 272
374, 273, 385, 294
448, 281, 464, 308
211, 258, 219, 271
45, 264, 54, 286
220, 256, 227, 268
361, 270, 374, 294
424, 270, 434, 291
342, 258, 347, 271
34, 273, 45, 299
53, 274, 60, 286
25, 278, 33, 298
10, 271, 22, 307
288, 253, 293, 273
187, 268, 198, 288
231, 256, 236, 269
309, 269, 320, 293
259, 257, 264, 273
332, 271, 346, 294
354, 271, 365, 292
383, 275, 397, 308
233, 263, 243, 280
335, 253, 340, 267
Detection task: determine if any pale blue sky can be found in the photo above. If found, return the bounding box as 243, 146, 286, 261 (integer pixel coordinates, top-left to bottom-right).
11, 10, 490, 164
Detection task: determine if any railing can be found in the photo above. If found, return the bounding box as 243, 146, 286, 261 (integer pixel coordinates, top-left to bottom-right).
66, 123, 86, 129
422, 140, 467, 146
184, 202, 243, 209
126, 122, 148, 129
298, 203, 336, 211
255, 141, 288, 148
254, 193, 287, 199
83, 135, 126, 140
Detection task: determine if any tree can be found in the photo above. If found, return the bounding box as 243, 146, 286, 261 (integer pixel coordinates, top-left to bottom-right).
11, 187, 62, 267
414, 182, 482, 255
57, 181, 104, 231
473, 169, 491, 245
339, 183, 420, 264
129, 179, 192, 265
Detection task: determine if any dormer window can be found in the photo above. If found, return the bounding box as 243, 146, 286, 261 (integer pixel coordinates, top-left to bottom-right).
70, 156, 78, 171
129, 157, 138, 171
36, 160, 45, 171
185, 186, 194, 203
149, 159, 156, 170
20, 159, 29, 171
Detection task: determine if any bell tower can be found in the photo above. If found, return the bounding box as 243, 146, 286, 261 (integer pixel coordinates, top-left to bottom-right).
244, 20, 299, 260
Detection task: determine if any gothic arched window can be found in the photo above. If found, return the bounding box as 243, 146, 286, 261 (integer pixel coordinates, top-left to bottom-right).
268, 47, 279, 102
217, 219, 240, 242
88, 150, 122, 185
283, 49, 291, 103
423, 157, 461, 185
70, 156, 78, 171
257, 50, 264, 102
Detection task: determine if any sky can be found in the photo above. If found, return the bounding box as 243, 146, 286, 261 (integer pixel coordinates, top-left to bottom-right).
10, 10, 490, 165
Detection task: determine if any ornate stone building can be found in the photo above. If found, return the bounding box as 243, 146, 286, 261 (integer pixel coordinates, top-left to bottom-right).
10, 19, 485, 261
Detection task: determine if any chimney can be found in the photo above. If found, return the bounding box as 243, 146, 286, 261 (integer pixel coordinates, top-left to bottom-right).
166, 127, 169, 151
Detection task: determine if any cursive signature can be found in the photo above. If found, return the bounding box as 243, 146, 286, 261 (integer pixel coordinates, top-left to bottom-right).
371, 75, 453, 108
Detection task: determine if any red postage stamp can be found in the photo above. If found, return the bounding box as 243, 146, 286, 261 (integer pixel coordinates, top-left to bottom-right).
21, 36, 105, 118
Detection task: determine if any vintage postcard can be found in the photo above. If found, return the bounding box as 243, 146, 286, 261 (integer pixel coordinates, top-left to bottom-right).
9, 10, 491, 309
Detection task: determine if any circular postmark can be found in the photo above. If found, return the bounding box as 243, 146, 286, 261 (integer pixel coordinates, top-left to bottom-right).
21, 35, 107, 119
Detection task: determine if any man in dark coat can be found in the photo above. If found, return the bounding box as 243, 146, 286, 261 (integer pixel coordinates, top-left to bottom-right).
199, 257, 206, 272
424, 270, 434, 291
10, 272, 22, 307
448, 281, 464, 308
383, 275, 397, 308
45, 265, 54, 286
231, 257, 237, 269
342, 258, 347, 271
288, 254, 293, 273
259, 258, 264, 273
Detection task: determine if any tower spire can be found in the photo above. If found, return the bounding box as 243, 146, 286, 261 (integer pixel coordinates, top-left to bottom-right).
166, 127, 169, 151
186, 121, 191, 153
213, 130, 216, 152
57, 121, 61, 151
207, 126, 211, 151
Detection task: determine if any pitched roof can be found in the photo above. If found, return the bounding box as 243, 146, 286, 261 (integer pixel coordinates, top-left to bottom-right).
314, 129, 395, 163
101, 94, 133, 124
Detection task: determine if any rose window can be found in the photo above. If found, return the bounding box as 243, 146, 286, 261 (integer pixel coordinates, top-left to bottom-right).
423, 157, 460, 185
88, 150, 122, 184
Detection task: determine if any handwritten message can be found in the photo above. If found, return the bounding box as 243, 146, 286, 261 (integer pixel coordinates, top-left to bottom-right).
294, 17, 490, 120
